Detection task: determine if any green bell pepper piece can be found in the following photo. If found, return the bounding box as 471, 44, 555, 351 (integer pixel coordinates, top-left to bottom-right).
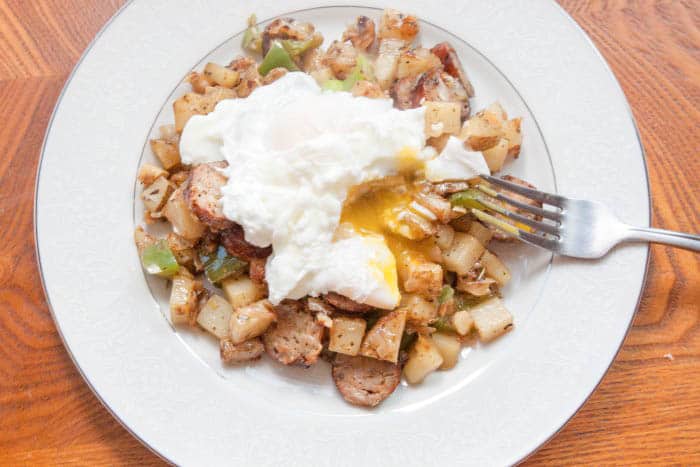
141, 240, 180, 278
438, 285, 454, 304
321, 54, 374, 92
432, 316, 457, 333
449, 189, 489, 210
258, 41, 299, 76
200, 245, 247, 284
242, 14, 262, 54
281, 34, 323, 57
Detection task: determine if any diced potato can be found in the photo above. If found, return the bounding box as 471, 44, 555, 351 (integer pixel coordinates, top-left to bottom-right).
502, 118, 522, 157
403, 335, 443, 384
360, 308, 407, 363
378, 8, 419, 42
141, 176, 172, 213
187, 71, 209, 94
435, 223, 455, 251
203, 85, 237, 103
166, 233, 196, 269
173, 92, 215, 132
397, 47, 441, 79
170, 270, 200, 325
137, 163, 168, 185
424, 101, 461, 137
456, 277, 495, 297
480, 250, 511, 286
203, 62, 240, 88
431, 332, 461, 369
398, 253, 443, 298
451, 309, 474, 335
220, 337, 264, 364
133, 226, 155, 255
470, 297, 513, 342
401, 293, 438, 325
197, 295, 233, 339
460, 116, 500, 151
468, 221, 493, 246
481, 102, 507, 127
163, 186, 206, 241
442, 232, 485, 275
149, 139, 181, 170
329, 316, 367, 356
221, 275, 266, 309
229, 300, 276, 344
482, 137, 509, 173
375, 38, 404, 90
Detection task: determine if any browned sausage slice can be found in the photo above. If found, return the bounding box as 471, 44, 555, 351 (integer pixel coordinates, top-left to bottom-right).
323, 292, 373, 313
263, 300, 324, 367
184, 162, 235, 231
220, 224, 272, 261
332, 354, 401, 407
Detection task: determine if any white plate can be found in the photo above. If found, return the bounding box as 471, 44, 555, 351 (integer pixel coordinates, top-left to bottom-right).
36, 1, 649, 465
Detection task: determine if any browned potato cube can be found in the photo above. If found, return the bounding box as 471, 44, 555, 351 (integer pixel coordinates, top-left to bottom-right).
220, 338, 264, 363
397, 48, 441, 79
480, 250, 511, 286
197, 295, 233, 339
460, 116, 501, 151
403, 335, 443, 384
424, 101, 462, 137
203, 62, 241, 88
502, 118, 522, 157
470, 297, 513, 342
360, 308, 407, 363
163, 186, 206, 241
170, 270, 201, 325
329, 316, 367, 356
149, 139, 181, 170
431, 332, 461, 369
141, 176, 172, 213
482, 137, 509, 173
378, 8, 419, 42
137, 163, 168, 185
400, 293, 438, 326
229, 300, 276, 344
442, 232, 485, 275
467, 221, 493, 246
398, 254, 443, 298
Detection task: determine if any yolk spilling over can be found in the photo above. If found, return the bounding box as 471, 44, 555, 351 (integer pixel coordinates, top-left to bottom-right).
340, 179, 438, 289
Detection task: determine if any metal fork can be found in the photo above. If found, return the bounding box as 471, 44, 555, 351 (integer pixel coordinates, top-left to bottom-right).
469, 174, 700, 258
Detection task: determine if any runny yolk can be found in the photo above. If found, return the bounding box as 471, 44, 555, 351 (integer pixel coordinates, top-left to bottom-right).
340, 180, 437, 269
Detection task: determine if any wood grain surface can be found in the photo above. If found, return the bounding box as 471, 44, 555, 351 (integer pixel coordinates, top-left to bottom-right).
0, 1, 697, 465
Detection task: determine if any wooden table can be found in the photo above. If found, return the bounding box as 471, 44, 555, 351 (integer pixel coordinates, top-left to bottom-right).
1, 1, 697, 464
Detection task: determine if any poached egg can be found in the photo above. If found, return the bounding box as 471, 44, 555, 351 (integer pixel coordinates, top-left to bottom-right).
179, 72, 486, 309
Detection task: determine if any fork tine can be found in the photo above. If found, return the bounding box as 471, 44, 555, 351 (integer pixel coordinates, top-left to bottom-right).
477, 184, 563, 222
480, 174, 565, 208
519, 231, 561, 251
471, 209, 561, 251
473, 195, 560, 235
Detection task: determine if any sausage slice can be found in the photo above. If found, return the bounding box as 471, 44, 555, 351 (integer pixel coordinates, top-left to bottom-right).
263, 300, 324, 367
332, 354, 401, 407
323, 292, 373, 313
184, 162, 234, 231
220, 224, 272, 260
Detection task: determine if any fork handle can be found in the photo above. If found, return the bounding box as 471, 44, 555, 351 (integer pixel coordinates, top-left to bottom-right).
624, 226, 700, 252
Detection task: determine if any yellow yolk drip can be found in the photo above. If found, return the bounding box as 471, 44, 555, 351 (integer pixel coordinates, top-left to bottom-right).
340, 181, 438, 290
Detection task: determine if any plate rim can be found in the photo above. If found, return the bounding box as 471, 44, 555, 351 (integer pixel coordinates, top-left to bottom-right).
33, 1, 651, 464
